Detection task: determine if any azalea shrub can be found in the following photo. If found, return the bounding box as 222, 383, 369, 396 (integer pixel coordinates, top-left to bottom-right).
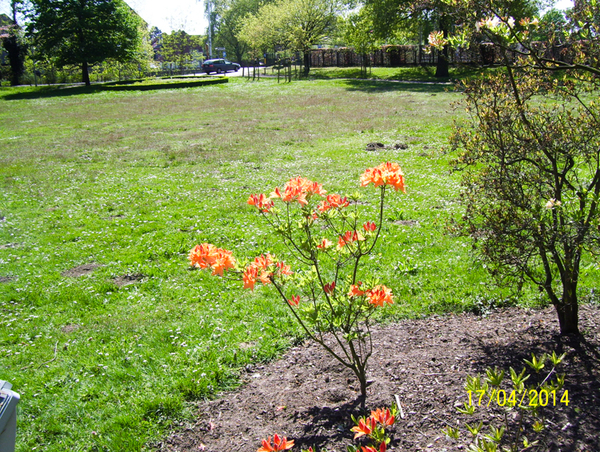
258, 434, 295, 452
349, 406, 397, 452
257, 405, 397, 452
188, 162, 406, 401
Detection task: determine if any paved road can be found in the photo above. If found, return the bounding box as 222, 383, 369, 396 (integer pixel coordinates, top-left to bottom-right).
187, 67, 269, 78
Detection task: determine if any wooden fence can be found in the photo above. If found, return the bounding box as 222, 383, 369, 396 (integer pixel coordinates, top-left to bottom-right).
308, 43, 574, 68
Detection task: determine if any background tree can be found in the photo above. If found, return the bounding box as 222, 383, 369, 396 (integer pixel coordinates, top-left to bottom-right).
365, 0, 539, 77
161, 30, 203, 72
1, 23, 26, 85
365, 0, 456, 77
1, 1, 26, 85
341, 6, 382, 76
239, 0, 340, 75
211, 0, 268, 63
531, 8, 568, 44
27, 0, 142, 86
437, 0, 600, 335
149, 26, 163, 61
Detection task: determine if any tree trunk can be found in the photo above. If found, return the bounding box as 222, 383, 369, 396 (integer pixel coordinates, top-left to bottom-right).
82, 61, 91, 86
303, 51, 310, 77
435, 16, 450, 78
435, 46, 450, 78
555, 267, 580, 335
556, 300, 579, 335
3, 35, 24, 86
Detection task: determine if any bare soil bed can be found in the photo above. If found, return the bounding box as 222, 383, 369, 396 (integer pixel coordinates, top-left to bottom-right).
157, 305, 600, 452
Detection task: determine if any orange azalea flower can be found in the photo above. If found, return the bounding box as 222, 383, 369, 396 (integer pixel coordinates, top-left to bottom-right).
317, 238, 333, 249
337, 231, 364, 249
360, 162, 406, 192
348, 283, 366, 297
188, 243, 236, 276
271, 177, 326, 206
258, 270, 273, 285
288, 295, 300, 306
351, 416, 377, 439
337, 231, 353, 248
188, 243, 212, 269
323, 281, 336, 294
318, 194, 349, 212
366, 285, 394, 307
252, 253, 273, 270
276, 261, 293, 276
243, 266, 258, 290
257, 435, 295, 452
360, 443, 386, 452
247, 193, 274, 213
371, 408, 395, 427
243, 254, 289, 290
363, 221, 377, 232
353, 230, 365, 242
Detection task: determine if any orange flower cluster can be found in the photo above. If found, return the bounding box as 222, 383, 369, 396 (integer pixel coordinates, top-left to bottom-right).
247, 193, 274, 213
323, 281, 336, 294
243, 254, 292, 290
318, 193, 349, 212
348, 283, 394, 307
348, 282, 366, 297
360, 444, 387, 452
371, 407, 395, 427
257, 434, 294, 452
272, 176, 326, 206
351, 416, 377, 439
366, 285, 394, 307
338, 230, 364, 249
317, 238, 333, 249
288, 295, 300, 306
360, 162, 406, 192
351, 407, 396, 452
363, 221, 377, 232
188, 243, 236, 276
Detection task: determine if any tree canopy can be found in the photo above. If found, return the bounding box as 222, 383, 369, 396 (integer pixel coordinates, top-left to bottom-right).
161, 30, 203, 69
207, 0, 267, 63
365, 0, 539, 77
239, 0, 340, 74
443, 0, 600, 335
27, 0, 142, 85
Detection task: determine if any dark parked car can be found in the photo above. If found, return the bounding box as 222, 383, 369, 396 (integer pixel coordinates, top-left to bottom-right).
201, 59, 240, 74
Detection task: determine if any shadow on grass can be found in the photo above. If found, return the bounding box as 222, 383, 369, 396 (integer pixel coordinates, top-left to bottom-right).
340, 79, 456, 94
1, 78, 227, 100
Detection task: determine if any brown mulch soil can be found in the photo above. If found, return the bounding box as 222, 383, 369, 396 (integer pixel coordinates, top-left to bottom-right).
157, 305, 600, 452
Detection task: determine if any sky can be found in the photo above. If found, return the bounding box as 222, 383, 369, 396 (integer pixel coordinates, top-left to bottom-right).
124, 0, 208, 34
1, 0, 574, 36
0, 0, 209, 34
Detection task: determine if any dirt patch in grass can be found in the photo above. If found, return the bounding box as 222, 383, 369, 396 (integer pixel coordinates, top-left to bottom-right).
61, 324, 81, 334
113, 274, 144, 287
0, 276, 13, 283
61, 263, 101, 277
394, 220, 419, 227
365, 142, 409, 152
157, 305, 600, 452
0, 242, 19, 249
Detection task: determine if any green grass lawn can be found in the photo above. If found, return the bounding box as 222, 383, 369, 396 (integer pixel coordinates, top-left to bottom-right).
307, 65, 494, 82
1, 77, 596, 451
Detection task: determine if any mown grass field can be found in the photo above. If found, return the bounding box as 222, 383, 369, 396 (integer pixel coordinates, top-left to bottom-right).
1, 75, 596, 451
